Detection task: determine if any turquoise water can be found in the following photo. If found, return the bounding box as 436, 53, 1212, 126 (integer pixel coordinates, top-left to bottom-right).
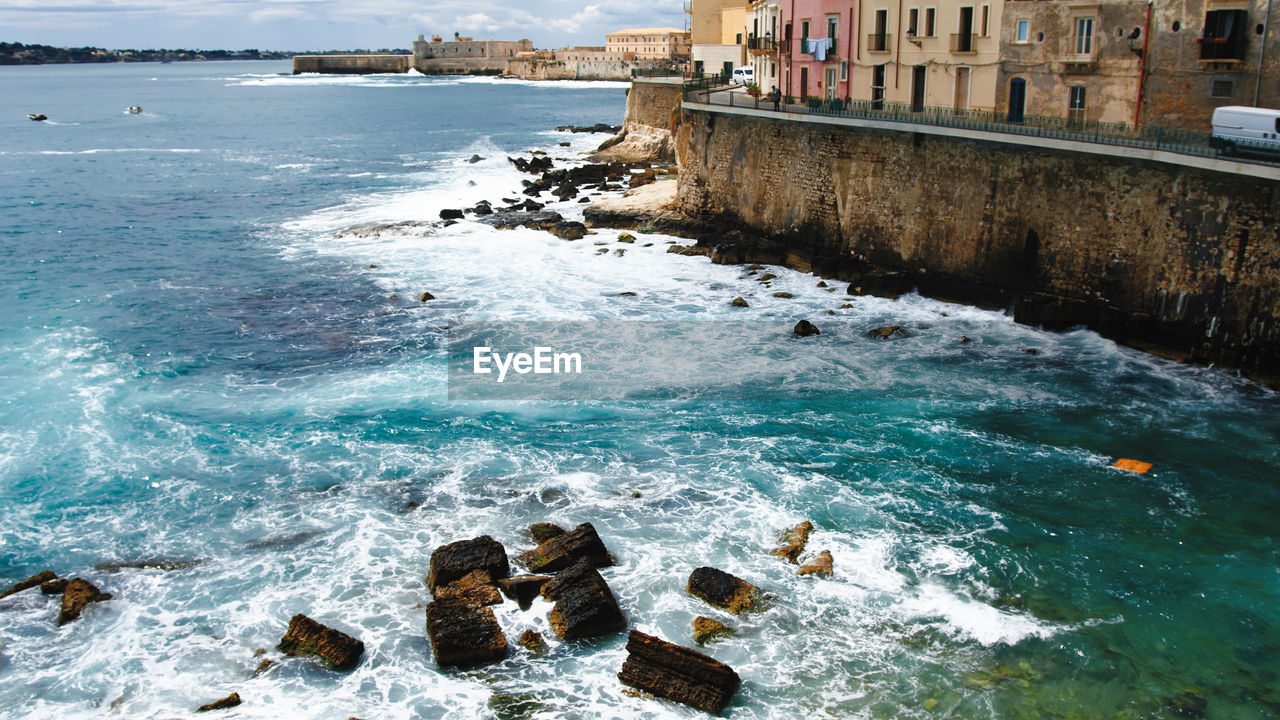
1, 60, 1278, 720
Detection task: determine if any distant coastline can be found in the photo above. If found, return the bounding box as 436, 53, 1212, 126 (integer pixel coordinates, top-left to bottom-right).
0, 42, 405, 66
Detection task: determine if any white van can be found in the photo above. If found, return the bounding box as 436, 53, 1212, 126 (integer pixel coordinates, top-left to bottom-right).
1210, 106, 1280, 156
731, 66, 754, 86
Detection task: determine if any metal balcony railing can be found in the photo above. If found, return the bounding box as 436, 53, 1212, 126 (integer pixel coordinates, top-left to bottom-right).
867, 33, 890, 53
747, 37, 778, 53
950, 32, 977, 54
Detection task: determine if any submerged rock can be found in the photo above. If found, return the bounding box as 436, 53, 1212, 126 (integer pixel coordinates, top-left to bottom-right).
557, 123, 622, 134
772, 292, 794, 299
1, 570, 57, 600
278, 614, 364, 670
730, 297, 749, 308
478, 210, 565, 233
433, 569, 504, 607
771, 521, 813, 563
519, 522, 612, 573
529, 523, 566, 544
418, 292, 436, 302
867, 325, 909, 339
439, 208, 465, 220
793, 320, 820, 337
472, 200, 493, 216
196, 692, 242, 713
798, 550, 834, 578
616, 630, 741, 714
540, 558, 626, 641
427, 536, 510, 592
94, 558, 202, 572
58, 578, 112, 625
468, 154, 484, 164
692, 616, 734, 645
687, 567, 758, 615
425, 599, 508, 668
549, 222, 587, 241
497, 575, 553, 610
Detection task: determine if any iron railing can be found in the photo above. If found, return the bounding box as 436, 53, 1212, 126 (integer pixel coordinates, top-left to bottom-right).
867, 33, 891, 53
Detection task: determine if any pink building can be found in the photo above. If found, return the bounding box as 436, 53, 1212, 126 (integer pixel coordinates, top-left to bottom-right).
779, 0, 857, 100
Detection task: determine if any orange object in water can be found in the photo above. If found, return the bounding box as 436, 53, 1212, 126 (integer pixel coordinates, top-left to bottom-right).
1113, 458, 1153, 474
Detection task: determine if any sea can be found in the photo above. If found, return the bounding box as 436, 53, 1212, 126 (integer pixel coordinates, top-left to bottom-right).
1, 60, 1278, 720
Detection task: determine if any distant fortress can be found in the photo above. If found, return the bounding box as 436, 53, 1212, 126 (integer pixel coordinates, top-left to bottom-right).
293, 30, 690, 80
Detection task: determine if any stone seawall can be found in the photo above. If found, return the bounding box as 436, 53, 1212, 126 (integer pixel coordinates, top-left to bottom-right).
292, 55, 410, 75
673, 108, 1280, 379
593, 79, 685, 164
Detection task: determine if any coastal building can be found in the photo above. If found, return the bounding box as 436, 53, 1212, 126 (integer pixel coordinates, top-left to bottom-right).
412, 34, 533, 74
748, 0, 782, 90
996, 0, 1280, 130
779, 0, 1003, 108
605, 28, 692, 60
690, 0, 748, 76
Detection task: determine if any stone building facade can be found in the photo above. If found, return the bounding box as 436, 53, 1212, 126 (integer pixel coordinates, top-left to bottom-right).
605, 28, 692, 60
412, 35, 534, 74
691, 0, 748, 76
996, 0, 1280, 130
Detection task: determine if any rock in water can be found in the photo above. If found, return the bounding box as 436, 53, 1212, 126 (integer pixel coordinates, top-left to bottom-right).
798, 550, 834, 577
277, 614, 365, 670
425, 599, 508, 668
427, 536, 510, 592
540, 558, 626, 641
517, 629, 547, 653
617, 630, 741, 714
496, 575, 553, 610
771, 521, 813, 563
867, 325, 909, 339
692, 616, 734, 645
686, 567, 758, 615
57, 578, 111, 625
433, 569, 504, 607
417, 292, 436, 302
730, 297, 749, 308
196, 693, 242, 712
793, 320, 820, 337
519, 522, 612, 573
529, 522, 566, 544
41, 578, 69, 595
439, 208, 465, 220
1, 570, 57, 599
549, 221, 587, 241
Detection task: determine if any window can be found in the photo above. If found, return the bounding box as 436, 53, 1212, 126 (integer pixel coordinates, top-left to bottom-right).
802, 20, 810, 43
1068, 85, 1086, 121
736, 32, 743, 44
981, 5, 990, 36
1211, 79, 1235, 97
872, 9, 890, 51
1201, 9, 1247, 60
925, 8, 937, 37
908, 8, 920, 36
1075, 17, 1095, 54
840, 60, 848, 80
1015, 19, 1030, 43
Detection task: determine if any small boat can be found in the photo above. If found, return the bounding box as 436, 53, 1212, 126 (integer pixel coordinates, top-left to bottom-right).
28, 113, 47, 121
128, 106, 143, 114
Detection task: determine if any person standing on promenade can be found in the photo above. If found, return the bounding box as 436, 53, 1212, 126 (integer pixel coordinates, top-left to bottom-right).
771, 85, 781, 111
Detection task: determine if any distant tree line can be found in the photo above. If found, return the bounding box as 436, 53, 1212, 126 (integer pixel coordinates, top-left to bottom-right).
0, 43, 411, 65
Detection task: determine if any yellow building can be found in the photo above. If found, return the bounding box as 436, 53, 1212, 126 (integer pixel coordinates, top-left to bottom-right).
606, 28, 692, 61
690, 0, 748, 76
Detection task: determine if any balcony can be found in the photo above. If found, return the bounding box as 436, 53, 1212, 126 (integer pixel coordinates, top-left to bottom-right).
950, 33, 977, 54
747, 36, 778, 55
867, 33, 891, 53
1059, 36, 1098, 70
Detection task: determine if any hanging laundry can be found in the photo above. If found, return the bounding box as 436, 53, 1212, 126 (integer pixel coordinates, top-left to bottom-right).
805, 37, 833, 61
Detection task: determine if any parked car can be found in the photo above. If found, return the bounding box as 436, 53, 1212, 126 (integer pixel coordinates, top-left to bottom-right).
731, 66, 754, 86
1210, 106, 1280, 157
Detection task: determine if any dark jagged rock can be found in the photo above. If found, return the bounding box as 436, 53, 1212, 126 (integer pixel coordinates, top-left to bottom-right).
692, 616, 733, 645
517, 629, 547, 653
519, 199, 545, 212
798, 550, 834, 577
540, 558, 626, 641
667, 245, 714, 258
617, 630, 741, 714
960, 335, 972, 343
687, 567, 758, 615
41, 578, 69, 595
509, 155, 554, 173
549, 222, 587, 241
617, 233, 636, 243
817, 281, 829, 288
333, 221, 436, 239
253, 659, 275, 676
434, 569, 504, 607
629, 169, 656, 189
58, 578, 112, 625
196, 692, 242, 712
439, 208, 465, 220
519, 522, 612, 573
478, 210, 565, 233
278, 614, 365, 670
425, 599, 508, 667
793, 320, 820, 337
773, 292, 794, 299
730, 297, 749, 308
867, 325, 909, 339
759, 273, 777, 282
1, 570, 57, 599
557, 123, 622, 134
559, 141, 572, 147
529, 523, 566, 544
496, 575, 553, 610
472, 201, 493, 216
771, 521, 813, 563
468, 154, 484, 164
1025, 347, 1039, 355
847, 271, 914, 300
427, 535, 510, 591
94, 558, 202, 572
418, 292, 436, 302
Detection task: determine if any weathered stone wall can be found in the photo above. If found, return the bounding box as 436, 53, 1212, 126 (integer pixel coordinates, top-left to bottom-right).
626, 79, 685, 129
504, 59, 681, 81
292, 55, 410, 75
674, 108, 1280, 378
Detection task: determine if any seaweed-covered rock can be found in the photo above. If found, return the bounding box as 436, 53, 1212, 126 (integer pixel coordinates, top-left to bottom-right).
58, 578, 112, 625
196, 693, 242, 712
519, 522, 612, 573
867, 325, 909, 339
496, 575, 553, 610
1, 570, 57, 600
427, 536, 510, 592
686, 567, 758, 615
529, 523, 566, 544
549, 222, 587, 241
434, 569, 504, 607
540, 558, 626, 641
770, 521, 813, 564
278, 614, 365, 670
425, 599, 508, 668
692, 616, 734, 645
617, 630, 741, 714
798, 551, 834, 578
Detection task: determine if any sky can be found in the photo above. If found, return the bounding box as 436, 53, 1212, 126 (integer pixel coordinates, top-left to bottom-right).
0, 0, 689, 51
